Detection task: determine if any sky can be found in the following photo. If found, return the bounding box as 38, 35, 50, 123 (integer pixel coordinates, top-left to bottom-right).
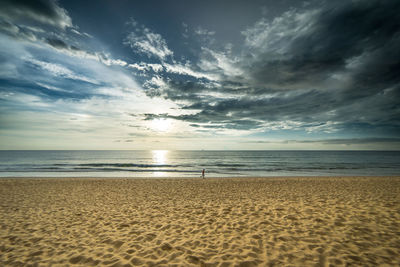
0, 0, 399, 150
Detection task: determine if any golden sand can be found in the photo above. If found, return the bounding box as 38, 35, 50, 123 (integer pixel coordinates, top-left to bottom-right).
0, 177, 399, 266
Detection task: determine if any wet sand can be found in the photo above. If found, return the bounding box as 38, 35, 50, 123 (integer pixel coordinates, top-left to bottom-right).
0, 177, 399, 266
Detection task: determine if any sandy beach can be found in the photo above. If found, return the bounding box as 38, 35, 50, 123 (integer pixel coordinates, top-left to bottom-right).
0, 177, 399, 266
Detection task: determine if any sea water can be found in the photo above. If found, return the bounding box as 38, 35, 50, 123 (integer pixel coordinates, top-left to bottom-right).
0, 150, 399, 177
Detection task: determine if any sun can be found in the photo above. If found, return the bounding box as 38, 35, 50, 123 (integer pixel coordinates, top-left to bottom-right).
151, 118, 171, 132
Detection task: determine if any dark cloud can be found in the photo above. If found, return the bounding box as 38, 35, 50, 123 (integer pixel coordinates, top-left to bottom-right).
0, 20, 19, 35
243, 138, 400, 145
0, 0, 72, 29
246, 0, 400, 89
0, 20, 38, 41
45, 37, 84, 53
318, 138, 400, 145
70, 45, 81, 51
189, 120, 263, 130
141, 0, 400, 135
145, 85, 338, 128
45, 38, 68, 49
146, 80, 208, 102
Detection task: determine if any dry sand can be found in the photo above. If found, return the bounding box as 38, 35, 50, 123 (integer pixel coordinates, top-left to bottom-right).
0, 177, 399, 266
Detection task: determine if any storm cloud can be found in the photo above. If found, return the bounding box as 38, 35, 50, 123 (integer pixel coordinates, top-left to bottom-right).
140, 0, 400, 135
0, 0, 72, 29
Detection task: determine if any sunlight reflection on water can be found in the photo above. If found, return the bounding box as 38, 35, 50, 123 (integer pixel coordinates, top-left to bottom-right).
152, 150, 169, 176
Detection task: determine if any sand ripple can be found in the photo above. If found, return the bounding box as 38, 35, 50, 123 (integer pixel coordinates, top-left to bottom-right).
0, 177, 399, 266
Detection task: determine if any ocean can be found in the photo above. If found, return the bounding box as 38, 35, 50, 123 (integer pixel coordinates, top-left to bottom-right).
0, 150, 399, 178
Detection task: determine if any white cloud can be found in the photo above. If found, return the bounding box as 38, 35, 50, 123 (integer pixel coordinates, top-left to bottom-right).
0, 21, 126, 72
304, 121, 340, 133
198, 47, 243, 77
182, 22, 189, 39
124, 23, 173, 60
35, 82, 70, 93
99, 57, 128, 67
163, 62, 217, 80
128, 62, 164, 72
149, 63, 164, 72
44, 42, 130, 70
128, 63, 149, 72
26, 58, 99, 84
1, 91, 51, 108
70, 28, 93, 38
127, 59, 216, 81
144, 75, 167, 89
241, 8, 318, 54
195, 26, 215, 36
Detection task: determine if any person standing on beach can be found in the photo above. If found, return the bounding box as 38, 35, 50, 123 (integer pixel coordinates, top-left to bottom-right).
202, 169, 205, 179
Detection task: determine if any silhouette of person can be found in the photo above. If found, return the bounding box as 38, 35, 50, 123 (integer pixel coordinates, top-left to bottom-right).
202, 169, 205, 179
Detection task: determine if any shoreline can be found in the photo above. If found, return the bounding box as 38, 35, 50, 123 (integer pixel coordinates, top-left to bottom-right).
1, 175, 400, 179
1, 176, 399, 266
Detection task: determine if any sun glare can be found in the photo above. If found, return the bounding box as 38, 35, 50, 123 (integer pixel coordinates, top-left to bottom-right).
152, 150, 168, 176
152, 150, 168, 165
151, 118, 171, 132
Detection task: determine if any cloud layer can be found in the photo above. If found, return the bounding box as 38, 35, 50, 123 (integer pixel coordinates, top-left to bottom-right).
0, 0, 399, 149
133, 0, 400, 138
